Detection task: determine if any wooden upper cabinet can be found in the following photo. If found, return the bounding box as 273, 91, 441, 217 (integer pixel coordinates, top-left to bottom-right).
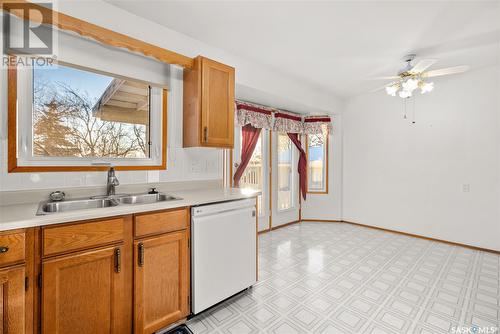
0, 265, 26, 334
134, 230, 190, 334
183, 56, 235, 148
42, 246, 131, 334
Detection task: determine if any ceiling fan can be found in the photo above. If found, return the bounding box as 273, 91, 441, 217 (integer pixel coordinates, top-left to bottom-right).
371, 54, 469, 98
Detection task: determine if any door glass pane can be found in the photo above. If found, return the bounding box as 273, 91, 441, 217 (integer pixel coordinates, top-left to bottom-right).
307, 131, 327, 192
33, 62, 150, 159
239, 131, 263, 214
277, 133, 293, 211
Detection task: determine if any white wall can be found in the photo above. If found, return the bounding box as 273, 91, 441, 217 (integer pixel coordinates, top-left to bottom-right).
342, 66, 500, 251
301, 116, 343, 221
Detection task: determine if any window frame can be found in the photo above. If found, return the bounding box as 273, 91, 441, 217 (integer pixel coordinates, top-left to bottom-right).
306, 130, 329, 194
234, 128, 266, 217
7, 58, 168, 173
277, 132, 295, 212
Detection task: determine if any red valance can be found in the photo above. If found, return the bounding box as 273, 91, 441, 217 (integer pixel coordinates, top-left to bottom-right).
235, 100, 332, 134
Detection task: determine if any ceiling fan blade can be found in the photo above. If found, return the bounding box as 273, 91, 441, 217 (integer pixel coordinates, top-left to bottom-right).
424, 65, 470, 78
370, 82, 395, 93
366, 76, 400, 80
409, 59, 437, 74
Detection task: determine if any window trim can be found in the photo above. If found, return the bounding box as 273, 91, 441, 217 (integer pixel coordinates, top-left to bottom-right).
277, 132, 295, 212
3, 1, 193, 69
7, 58, 168, 173
305, 130, 329, 194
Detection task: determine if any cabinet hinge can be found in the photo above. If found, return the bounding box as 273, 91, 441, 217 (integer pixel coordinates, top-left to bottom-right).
203, 127, 208, 142
37, 274, 42, 288
188, 295, 190, 306
25, 276, 29, 291
188, 238, 190, 248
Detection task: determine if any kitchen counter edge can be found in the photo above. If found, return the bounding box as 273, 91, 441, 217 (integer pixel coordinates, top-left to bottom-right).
0, 188, 260, 231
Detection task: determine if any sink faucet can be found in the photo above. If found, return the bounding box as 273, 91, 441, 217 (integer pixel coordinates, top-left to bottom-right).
107, 167, 120, 196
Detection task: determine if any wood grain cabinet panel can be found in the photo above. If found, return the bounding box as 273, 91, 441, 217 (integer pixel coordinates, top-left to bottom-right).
0, 265, 26, 334
201, 57, 235, 148
42, 245, 131, 334
0, 231, 25, 267
134, 208, 189, 238
42, 218, 125, 256
134, 230, 190, 334
183, 56, 234, 148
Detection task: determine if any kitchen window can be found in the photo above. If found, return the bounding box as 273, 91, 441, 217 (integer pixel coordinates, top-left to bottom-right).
306, 129, 328, 193
9, 60, 167, 172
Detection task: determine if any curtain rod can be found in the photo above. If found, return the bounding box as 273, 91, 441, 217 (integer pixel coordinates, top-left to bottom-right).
235, 99, 308, 118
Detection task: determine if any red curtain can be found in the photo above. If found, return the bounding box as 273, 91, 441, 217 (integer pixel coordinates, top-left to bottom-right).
233, 124, 262, 187
287, 133, 307, 201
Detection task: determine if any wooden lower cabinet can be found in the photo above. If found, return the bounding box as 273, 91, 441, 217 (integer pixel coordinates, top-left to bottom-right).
42, 245, 131, 334
134, 230, 190, 334
25, 209, 190, 333
0, 265, 26, 333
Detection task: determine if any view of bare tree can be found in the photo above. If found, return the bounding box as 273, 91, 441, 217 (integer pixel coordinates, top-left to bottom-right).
33, 80, 148, 159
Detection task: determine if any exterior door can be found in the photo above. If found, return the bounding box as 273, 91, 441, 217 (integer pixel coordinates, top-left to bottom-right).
233, 128, 270, 231
42, 246, 129, 334
271, 132, 300, 227
134, 230, 190, 334
0, 265, 25, 334
201, 57, 235, 147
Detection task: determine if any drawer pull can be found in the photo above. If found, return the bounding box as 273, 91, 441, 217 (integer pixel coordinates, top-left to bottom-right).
114, 248, 121, 273
138, 243, 144, 267
0, 246, 9, 253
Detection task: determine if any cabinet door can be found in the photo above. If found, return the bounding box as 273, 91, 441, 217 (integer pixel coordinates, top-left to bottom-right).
0, 266, 25, 334
201, 57, 235, 148
134, 230, 190, 334
42, 246, 129, 334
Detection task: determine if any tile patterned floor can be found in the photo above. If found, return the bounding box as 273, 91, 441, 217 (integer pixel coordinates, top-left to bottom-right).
186, 222, 500, 334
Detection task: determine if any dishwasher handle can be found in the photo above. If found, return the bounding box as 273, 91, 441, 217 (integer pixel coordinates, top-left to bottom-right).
191, 199, 256, 218
192, 205, 256, 219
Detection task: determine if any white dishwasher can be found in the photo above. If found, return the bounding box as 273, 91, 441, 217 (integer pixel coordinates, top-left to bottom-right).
191, 198, 257, 314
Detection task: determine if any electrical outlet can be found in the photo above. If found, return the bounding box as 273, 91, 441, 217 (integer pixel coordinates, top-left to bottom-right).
190, 161, 202, 173
206, 160, 217, 173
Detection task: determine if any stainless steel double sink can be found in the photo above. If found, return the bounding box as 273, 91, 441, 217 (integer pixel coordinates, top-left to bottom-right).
36, 193, 182, 215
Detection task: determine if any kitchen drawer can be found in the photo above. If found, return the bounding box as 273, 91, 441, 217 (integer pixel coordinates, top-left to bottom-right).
43, 218, 125, 257
134, 208, 189, 238
0, 231, 25, 267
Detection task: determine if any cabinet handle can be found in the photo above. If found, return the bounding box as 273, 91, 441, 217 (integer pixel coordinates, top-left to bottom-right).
203, 127, 208, 142
0, 246, 9, 253
138, 243, 144, 267
114, 248, 121, 273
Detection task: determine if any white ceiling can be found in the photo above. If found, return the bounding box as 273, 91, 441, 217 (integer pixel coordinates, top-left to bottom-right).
107, 1, 499, 98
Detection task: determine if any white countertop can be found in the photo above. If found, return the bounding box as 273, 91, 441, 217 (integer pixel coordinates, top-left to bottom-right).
0, 188, 259, 231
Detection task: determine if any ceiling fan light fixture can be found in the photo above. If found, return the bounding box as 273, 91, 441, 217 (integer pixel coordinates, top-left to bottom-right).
399, 90, 412, 98
420, 81, 434, 94
376, 56, 467, 99
385, 85, 399, 96
402, 78, 419, 92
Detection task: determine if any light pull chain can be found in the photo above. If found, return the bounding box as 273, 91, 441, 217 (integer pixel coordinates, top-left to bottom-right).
412, 95, 416, 124
402, 97, 408, 119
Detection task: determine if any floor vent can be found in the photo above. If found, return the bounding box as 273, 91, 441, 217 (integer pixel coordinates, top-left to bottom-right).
159, 324, 193, 334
